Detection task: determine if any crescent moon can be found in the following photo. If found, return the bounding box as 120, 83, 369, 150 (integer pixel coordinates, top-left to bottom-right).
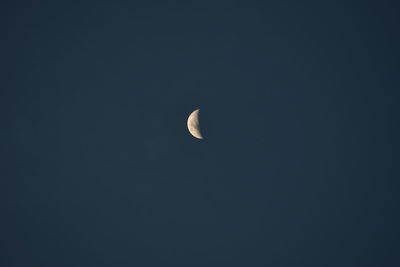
187, 109, 204, 139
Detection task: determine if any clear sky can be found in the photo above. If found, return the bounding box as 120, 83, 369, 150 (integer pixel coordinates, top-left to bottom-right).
2, 1, 400, 266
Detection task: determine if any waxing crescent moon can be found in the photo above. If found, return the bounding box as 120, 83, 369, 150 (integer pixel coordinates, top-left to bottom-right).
187, 109, 204, 139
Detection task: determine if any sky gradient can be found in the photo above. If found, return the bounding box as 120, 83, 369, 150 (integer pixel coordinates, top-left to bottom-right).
2, 1, 400, 266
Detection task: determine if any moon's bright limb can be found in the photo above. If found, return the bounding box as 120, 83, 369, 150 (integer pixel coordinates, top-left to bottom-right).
187, 109, 203, 139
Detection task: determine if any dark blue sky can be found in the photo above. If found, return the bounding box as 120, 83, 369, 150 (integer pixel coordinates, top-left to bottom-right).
2, 1, 400, 266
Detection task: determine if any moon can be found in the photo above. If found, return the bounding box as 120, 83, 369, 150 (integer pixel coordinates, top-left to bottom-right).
187, 109, 203, 139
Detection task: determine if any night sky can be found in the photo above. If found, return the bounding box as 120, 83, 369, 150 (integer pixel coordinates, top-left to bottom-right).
2, 1, 400, 266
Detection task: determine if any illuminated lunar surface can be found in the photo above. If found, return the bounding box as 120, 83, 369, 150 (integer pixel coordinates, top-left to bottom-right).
187, 109, 203, 139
